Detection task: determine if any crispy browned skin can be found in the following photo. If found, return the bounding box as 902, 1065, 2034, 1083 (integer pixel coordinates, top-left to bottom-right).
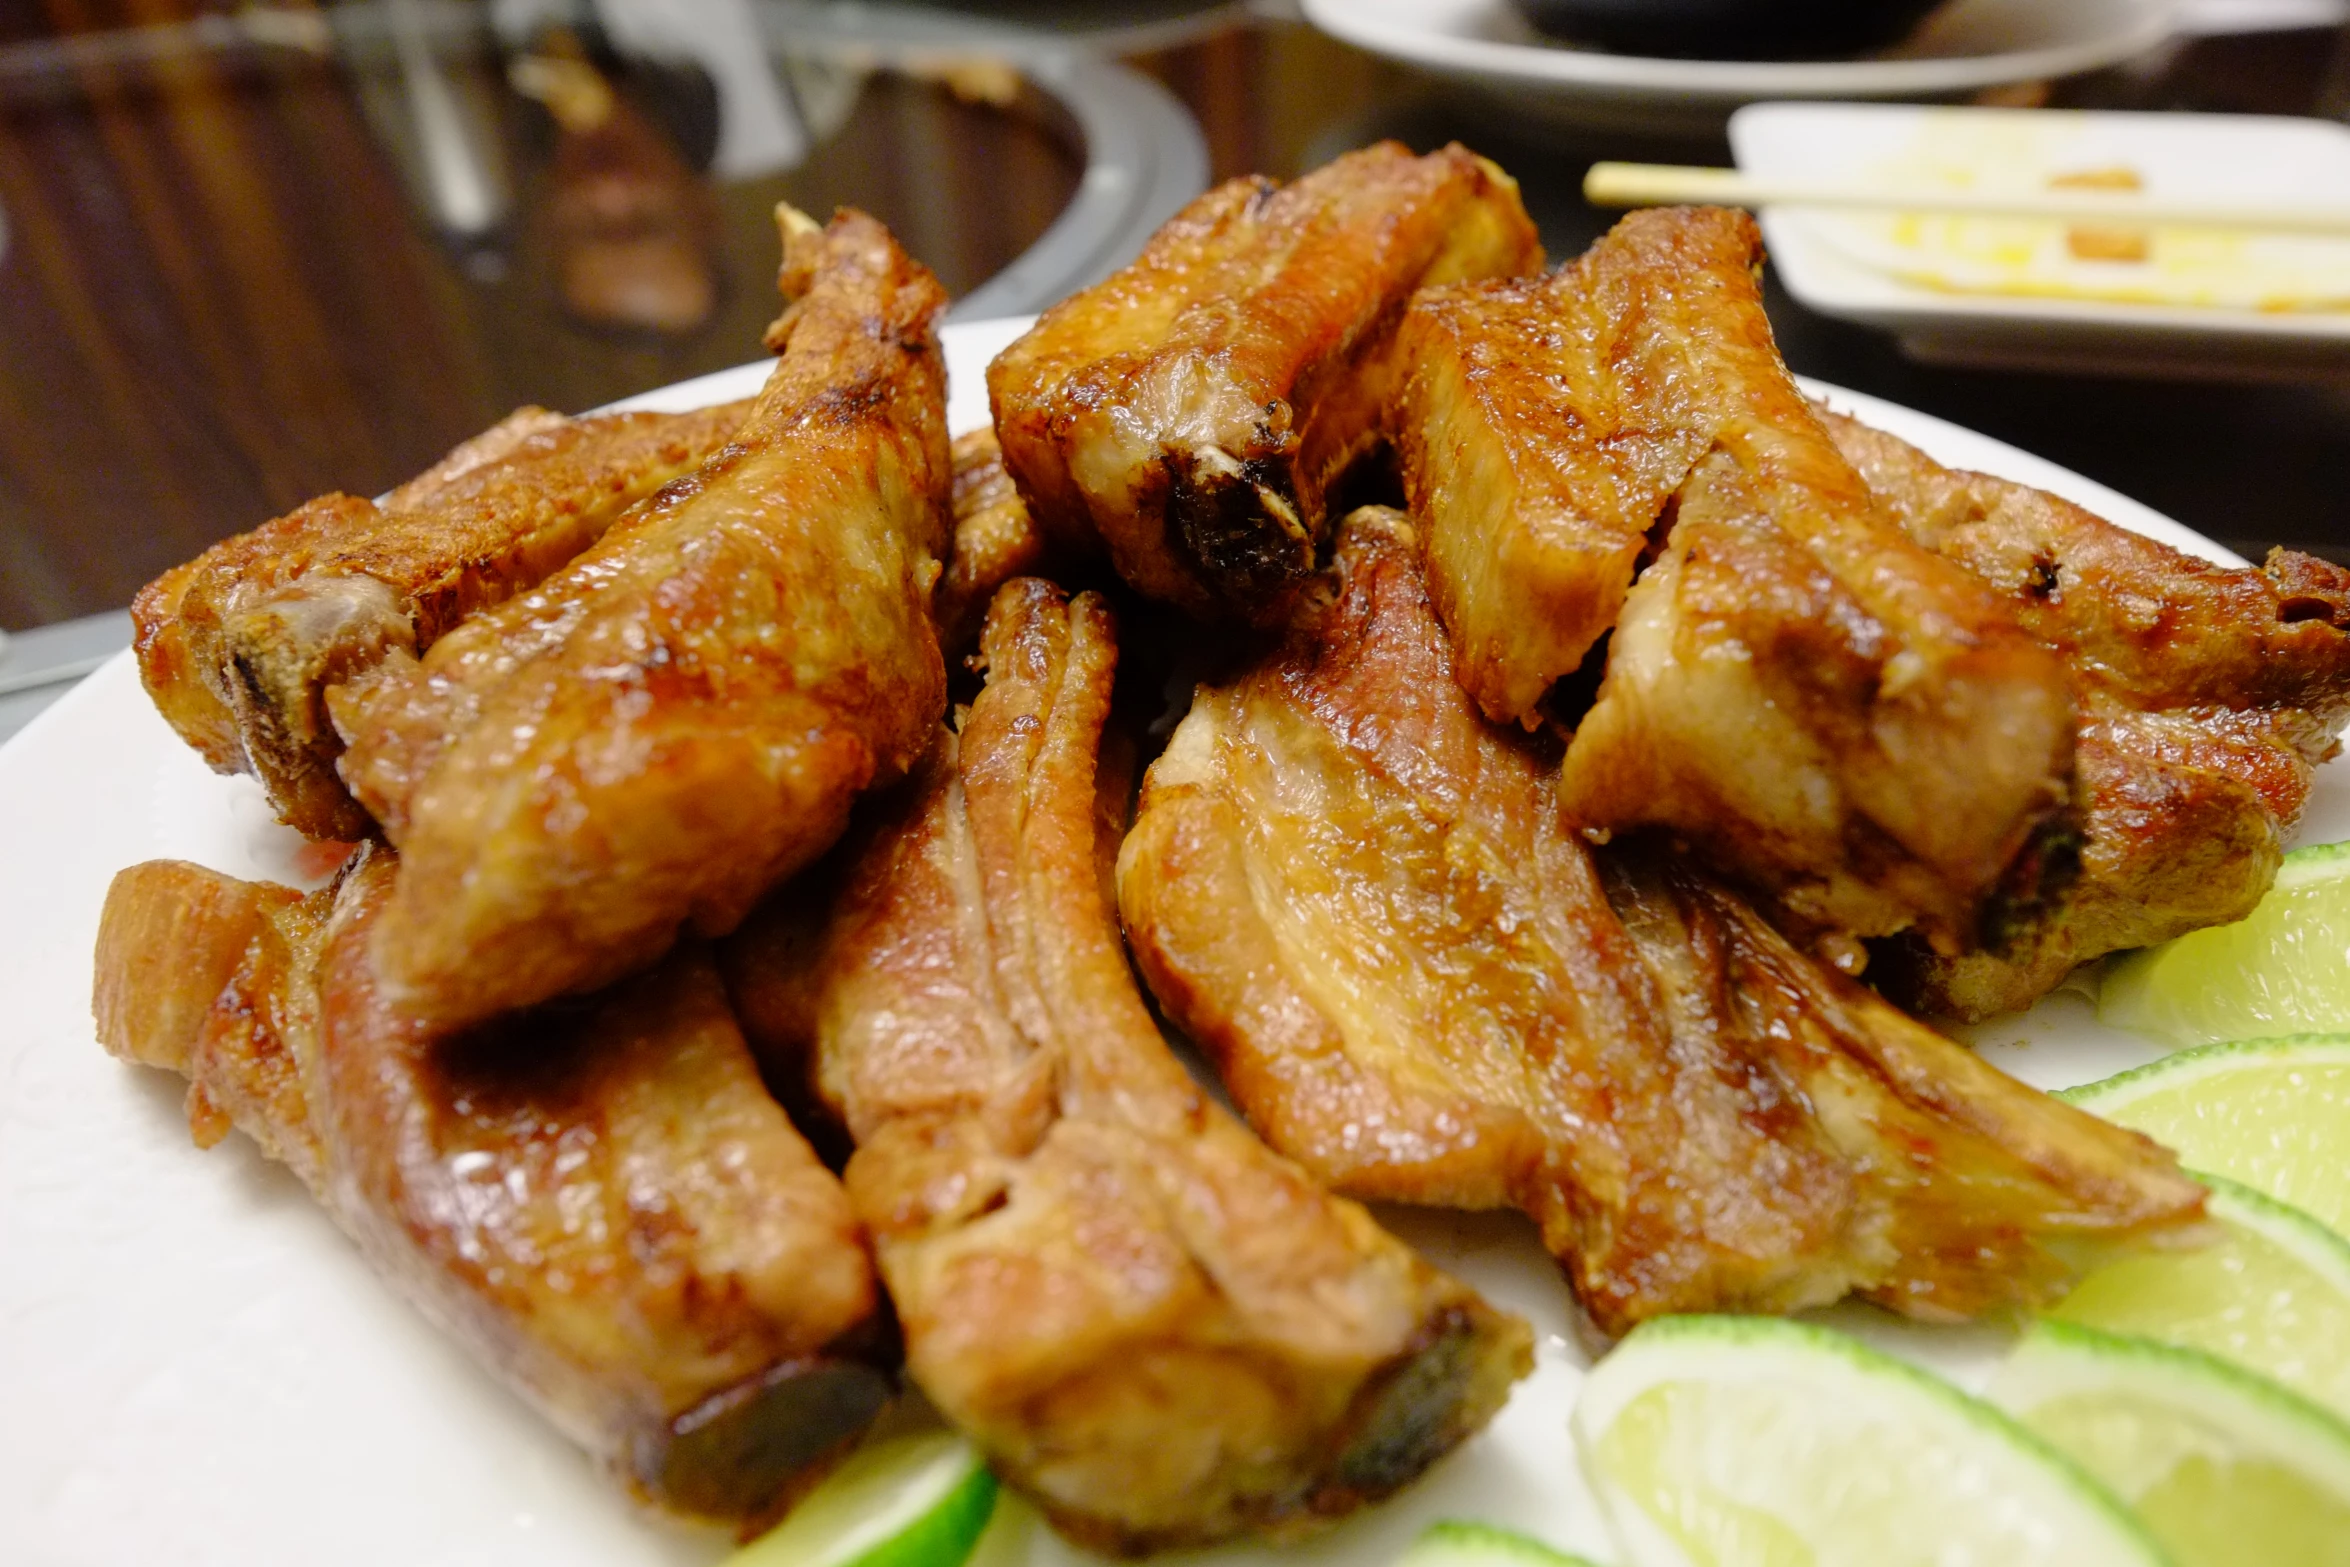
333, 208, 951, 1028
1823, 408, 2350, 1017
987, 142, 1542, 623
724, 579, 1529, 1554
1118, 509, 2207, 1335
91, 851, 890, 1525
936, 426, 1053, 654
132, 400, 752, 840
1520, 209, 2077, 954
1391, 236, 1715, 726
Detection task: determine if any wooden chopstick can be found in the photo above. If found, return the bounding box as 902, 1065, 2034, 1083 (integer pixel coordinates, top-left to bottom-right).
1584, 162, 2350, 237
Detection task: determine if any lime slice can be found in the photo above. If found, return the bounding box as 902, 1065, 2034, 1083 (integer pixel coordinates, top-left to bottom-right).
2047, 1174, 2350, 1420
2061, 1037, 2350, 1235
1990, 1320, 2350, 1567
728, 1432, 998, 1567
2101, 839, 2350, 1047
1572, 1314, 2167, 1567
1398, 1519, 1602, 1567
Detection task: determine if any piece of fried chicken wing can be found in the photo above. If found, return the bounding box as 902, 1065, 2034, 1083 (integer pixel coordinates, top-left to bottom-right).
722, 579, 1530, 1555
1822, 407, 2350, 1017
134, 399, 752, 840
988, 141, 1542, 624
1117, 507, 2207, 1337
333, 206, 950, 1028
91, 849, 890, 1526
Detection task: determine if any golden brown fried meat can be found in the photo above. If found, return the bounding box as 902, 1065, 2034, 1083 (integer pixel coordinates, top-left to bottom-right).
724, 579, 1530, 1555
1390, 234, 1716, 726
133, 400, 752, 841
333, 207, 951, 1028
935, 427, 1053, 655
1822, 407, 2350, 1016
988, 141, 1542, 624
92, 851, 890, 1526
1508, 209, 2078, 955
1824, 408, 2350, 737
1118, 508, 2207, 1336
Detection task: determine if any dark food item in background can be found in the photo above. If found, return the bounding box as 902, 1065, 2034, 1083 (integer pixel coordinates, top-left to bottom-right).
988, 140, 1542, 625
1117, 508, 2207, 1337
936, 427, 1055, 655
333, 206, 951, 1029
512, 46, 724, 336
1514, 0, 1948, 60
91, 849, 890, 1527
1824, 408, 2350, 1019
1515, 208, 2077, 958
132, 399, 752, 840
724, 579, 1530, 1554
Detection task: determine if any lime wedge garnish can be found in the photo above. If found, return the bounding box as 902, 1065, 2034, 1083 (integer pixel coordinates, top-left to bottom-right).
1991, 1320, 2350, 1567
728, 1432, 998, 1567
2061, 1037, 2350, 1235
2101, 840, 2350, 1047
1398, 1518, 1601, 1566
1572, 1315, 2167, 1567
2047, 1174, 2350, 1420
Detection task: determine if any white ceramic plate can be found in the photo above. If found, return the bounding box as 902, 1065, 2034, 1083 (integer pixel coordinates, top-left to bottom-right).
1301, 0, 2172, 132
1735, 102, 2350, 380
5, 317, 2341, 1567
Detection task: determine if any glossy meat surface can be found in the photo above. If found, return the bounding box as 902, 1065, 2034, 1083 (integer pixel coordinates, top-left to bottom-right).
91, 852, 889, 1525
1390, 229, 1716, 725
725, 580, 1529, 1554
1543, 209, 2077, 952
133, 400, 750, 840
334, 208, 951, 1027
1118, 509, 2206, 1335
988, 141, 1542, 623
1824, 408, 2350, 1016
936, 426, 1053, 655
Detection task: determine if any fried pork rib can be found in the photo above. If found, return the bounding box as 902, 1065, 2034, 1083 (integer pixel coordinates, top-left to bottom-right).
1390, 224, 1718, 726
723, 580, 1530, 1554
1117, 509, 2206, 1336
988, 141, 1542, 624
1821, 409, 2350, 1017
1435, 209, 2075, 952
91, 850, 889, 1525
936, 427, 1054, 654
333, 207, 951, 1028
133, 399, 752, 840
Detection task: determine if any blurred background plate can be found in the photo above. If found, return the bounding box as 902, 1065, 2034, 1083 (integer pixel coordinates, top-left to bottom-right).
1299, 0, 2175, 132
1734, 101, 2350, 380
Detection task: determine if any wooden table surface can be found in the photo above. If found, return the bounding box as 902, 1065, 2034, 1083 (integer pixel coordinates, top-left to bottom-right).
3, 2, 2346, 632
0, 0, 1083, 628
